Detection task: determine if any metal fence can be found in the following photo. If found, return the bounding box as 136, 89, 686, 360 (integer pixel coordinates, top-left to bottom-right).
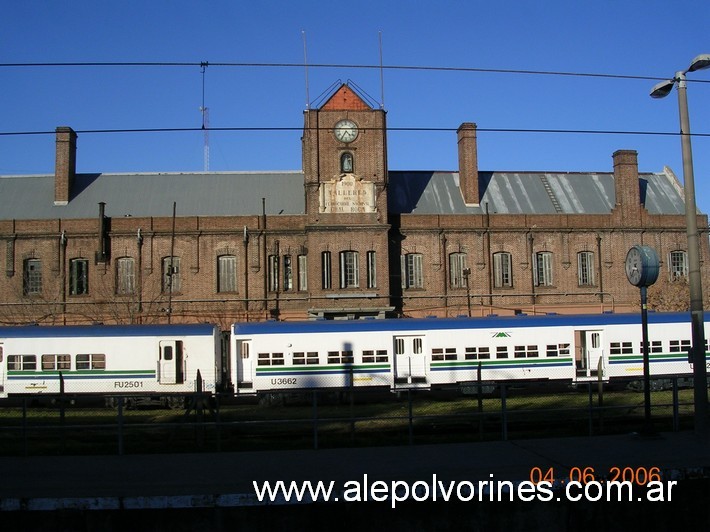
0, 377, 697, 456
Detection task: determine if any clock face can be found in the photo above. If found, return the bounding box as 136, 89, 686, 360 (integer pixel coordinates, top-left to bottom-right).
625, 247, 643, 286
625, 245, 660, 287
334, 119, 358, 143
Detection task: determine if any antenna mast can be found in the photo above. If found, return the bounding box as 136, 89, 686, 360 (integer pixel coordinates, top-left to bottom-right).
200, 62, 210, 172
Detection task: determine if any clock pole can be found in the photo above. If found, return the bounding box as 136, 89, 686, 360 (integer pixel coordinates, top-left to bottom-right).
640, 285, 652, 433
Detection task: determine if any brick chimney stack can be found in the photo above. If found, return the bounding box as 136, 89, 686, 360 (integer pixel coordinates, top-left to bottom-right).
457, 123, 479, 205
54, 126, 77, 205
612, 149, 641, 213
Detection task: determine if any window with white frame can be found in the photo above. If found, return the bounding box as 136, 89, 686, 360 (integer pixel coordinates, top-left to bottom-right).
401, 253, 424, 289
669, 250, 688, 281
116, 257, 135, 295
283, 255, 293, 291
268, 255, 279, 292
449, 252, 467, 288
366, 251, 377, 289
577, 251, 595, 286
493, 252, 512, 288
321, 251, 332, 289
534, 252, 553, 286
217, 255, 237, 293
339, 250, 359, 288
298, 254, 308, 291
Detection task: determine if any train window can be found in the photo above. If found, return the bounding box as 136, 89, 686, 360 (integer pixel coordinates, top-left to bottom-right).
496, 346, 508, 359
8, 354, 37, 371
257, 353, 284, 366
610, 342, 633, 355
163, 346, 173, 361
41, 354, 71, 371
77, 354, 106, 370
242, 343, 250, 359
640, 341, 663, 354
559, 343, 570, 356
466, 346, 492, 360
669, 340, 691, 353
445, 348, 457, 360
328, 351, 353, 364
306, 352, 319, 364
293, 352, 305, 365
514, 346, 526, 358
432, 348, 444, 361
465, 347, 476, 360
365, 350, 388, 363
413, 338, 423, 354
527, 345, 539, 358
376, 350, 388, 362
395, 339, 404, 356
591, 333, 601, 349
362, 350, 375, 363
546, 345, 558, 357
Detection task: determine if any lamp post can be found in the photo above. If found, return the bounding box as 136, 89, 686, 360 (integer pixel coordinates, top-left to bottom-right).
463, 268, 472, 317
650, 54, 710, 437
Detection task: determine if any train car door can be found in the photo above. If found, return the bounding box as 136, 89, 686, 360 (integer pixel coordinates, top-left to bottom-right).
158, 340, 184, 385
235, 340, 253, 388
576, 330, 604, 378
394, 335, 426, 384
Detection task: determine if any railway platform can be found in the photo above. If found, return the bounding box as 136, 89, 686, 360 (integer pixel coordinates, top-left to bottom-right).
1, 430, 709, 530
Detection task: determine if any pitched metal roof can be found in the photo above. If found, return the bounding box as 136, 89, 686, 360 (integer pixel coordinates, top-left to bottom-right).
0, 166, 689, 220
387, 167, 687, 215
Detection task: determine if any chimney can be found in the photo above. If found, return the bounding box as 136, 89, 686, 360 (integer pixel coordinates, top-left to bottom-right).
457, 123, 479, 205
612, 150, 640, 211
54, 126, 77, 205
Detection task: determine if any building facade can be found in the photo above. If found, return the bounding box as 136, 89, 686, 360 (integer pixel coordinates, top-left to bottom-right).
0, 83, 708, 328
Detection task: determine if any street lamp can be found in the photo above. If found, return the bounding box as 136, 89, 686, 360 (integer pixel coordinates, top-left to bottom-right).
650, 54, 710, 438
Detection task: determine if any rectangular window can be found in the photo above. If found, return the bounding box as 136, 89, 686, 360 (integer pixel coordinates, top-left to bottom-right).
162, 256, 181, 293
116, 257, 135, 295
218, 255, 237, 293
298, 254, 308, 291
464, 346, 491, 360
7, 354, 37, 371
69, 259, 89, 295
669, 251, 688, 281
41, 354, 71, 371
362, 350, 389, 363
23, 259, 42, 295
321, 251, 332, 289
76, 353, 106, 370
640, 341, 663, 353
669, 339, 691, 353
327, 350, 354, 364
293, 352, 319, 365
339, 251, 359, 288
493, 253, 512, 288
283, 255, 293, 291
257, 352, 284, 366
610, 342, 633, 355
449, 253, 467, 288
534, 252, 553, 287
268, 255, 279, 292
496, 346, 509, 359
401, 254, 424, 289
578, 251, 595, 286
367, 251, 377, 289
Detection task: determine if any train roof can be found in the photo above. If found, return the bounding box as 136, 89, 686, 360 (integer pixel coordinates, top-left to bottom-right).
232, 312, 694, 336
0, 323, 217, 339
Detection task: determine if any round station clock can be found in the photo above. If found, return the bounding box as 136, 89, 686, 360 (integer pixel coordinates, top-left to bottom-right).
334, 119, 358, 143
624, 245, 660, 287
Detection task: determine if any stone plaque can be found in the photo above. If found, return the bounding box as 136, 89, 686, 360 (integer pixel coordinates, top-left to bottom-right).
319, 174, 376, 213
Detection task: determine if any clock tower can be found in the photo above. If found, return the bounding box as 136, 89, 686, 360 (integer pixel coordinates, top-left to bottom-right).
301, 83, 392, 318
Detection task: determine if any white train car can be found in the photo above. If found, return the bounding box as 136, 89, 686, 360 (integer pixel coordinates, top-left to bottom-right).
231, 313, 709, 394
0, 323, 222, 399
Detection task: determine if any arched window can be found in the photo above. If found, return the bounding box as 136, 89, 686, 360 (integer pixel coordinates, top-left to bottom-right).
340, 152, 354, 173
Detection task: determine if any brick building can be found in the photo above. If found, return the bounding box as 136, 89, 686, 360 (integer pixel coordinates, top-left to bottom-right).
0, 82, 708, 327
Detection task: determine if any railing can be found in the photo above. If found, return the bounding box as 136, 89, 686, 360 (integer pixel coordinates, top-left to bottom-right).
0, 377, 697, 456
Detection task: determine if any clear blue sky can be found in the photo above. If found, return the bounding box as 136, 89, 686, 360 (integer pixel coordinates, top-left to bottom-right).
2, 1, 709, 212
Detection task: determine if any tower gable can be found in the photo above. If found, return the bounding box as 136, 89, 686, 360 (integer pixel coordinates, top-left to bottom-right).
321, 84, 371, 111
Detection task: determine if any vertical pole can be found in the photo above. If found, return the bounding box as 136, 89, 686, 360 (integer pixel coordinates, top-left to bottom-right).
117, 396, 124, 456
641, 286, 653, 433
408, 388, 413, 445
676, 74, 708, 438
312, 390, 319, 450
